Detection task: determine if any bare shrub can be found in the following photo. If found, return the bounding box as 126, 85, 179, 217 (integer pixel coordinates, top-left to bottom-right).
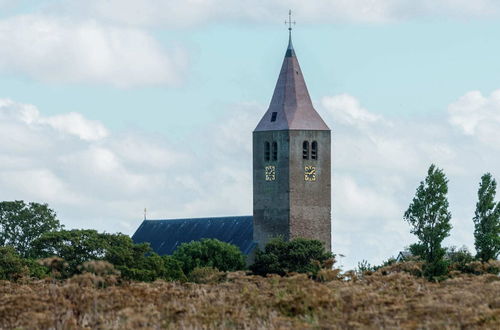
79, 260, 120, 276
375, 260, 424, 277
449, 259, 500, 276
188, 267, 226, 284
69, 261, 121, 288
38, 257, 68, 279
316, 268, 342, 282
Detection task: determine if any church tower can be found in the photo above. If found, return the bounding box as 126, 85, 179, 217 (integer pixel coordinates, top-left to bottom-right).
253, 27, 332, 251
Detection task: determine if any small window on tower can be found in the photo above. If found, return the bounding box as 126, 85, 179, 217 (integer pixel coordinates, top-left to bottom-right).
303, 141, 309, 159
272, 141, 278, 161
270, 112, 278, 122
264, 142, 270, 161
311, 141, 318, 160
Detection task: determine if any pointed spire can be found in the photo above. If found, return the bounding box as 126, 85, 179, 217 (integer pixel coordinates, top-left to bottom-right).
286, 32, 295, 58
255, 14, 329, 132
285, 10, 295, 58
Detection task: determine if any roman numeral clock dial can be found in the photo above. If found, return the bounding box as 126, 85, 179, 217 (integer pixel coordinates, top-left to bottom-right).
304, 166, 316, 181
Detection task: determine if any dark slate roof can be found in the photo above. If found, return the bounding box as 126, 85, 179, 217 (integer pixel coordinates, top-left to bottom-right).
254, 35, 330, 132
132, 216, 256, 255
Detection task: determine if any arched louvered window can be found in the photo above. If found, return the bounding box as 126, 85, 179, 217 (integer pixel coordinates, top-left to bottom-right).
264, 142, 270, 161
311, 141, 318, 160
302, 141, 309, 160
272, 141, 278, 161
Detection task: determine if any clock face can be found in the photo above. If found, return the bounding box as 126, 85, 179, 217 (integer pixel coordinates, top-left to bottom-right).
304, 166, 316, 181
265, 165, 276, 181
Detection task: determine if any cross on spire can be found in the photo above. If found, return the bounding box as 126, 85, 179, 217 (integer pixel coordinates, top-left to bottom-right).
285, 9, 296, 36
255, 9, 329, 132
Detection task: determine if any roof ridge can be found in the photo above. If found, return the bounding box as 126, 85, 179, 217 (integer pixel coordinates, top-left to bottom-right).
142, 215, 252, 222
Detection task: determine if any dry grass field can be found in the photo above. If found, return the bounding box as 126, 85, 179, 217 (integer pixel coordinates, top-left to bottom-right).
1, 267, 499, 329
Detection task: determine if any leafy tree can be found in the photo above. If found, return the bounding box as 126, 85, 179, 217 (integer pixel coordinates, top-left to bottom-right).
0, 246, 27, 281
31, 229, 186, 281
105, 234, 185, 281
406, 243, 428, 260
24, 258, 50, 279
113, 253, 185, 282
473, 173, 500, 261
404, 164, 452, 278
446, 246, 474, 264
31, 229, 109, 273
160, 255, 187, 282
0, 246, 48, 280
250, 238, 334, 277
172, 239, 246, 275
104, 233, 151, 267
0, 201, 62, 257
446, 246, 475, 273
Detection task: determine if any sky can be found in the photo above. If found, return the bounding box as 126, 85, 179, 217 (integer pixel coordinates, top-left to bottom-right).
1, 0, 500, 269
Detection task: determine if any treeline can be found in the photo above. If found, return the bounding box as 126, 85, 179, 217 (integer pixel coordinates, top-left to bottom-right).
1, 163, 499, 284
0, 200, 334, 282
361, 165, 500, 280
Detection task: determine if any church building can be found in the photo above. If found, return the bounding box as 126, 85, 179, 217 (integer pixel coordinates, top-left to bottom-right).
132, 29, 332, 254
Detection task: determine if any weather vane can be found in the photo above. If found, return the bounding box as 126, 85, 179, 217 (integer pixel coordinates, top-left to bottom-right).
285, 9, 296, 35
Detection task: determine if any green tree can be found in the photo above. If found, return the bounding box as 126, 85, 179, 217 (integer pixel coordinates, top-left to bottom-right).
32, 230, 186, 281
0, 201, 62, 257
446, 246, 475, 273
30, 229, 109, 273
104, 233, 151, 267
408, 243, 427, 259
0, 246, 49, 281
105, 234, 185, 282
0, 246, 27, 281
250, 238, 334, 277
404, 164, 452, 278
172, 239, 246, 275
473, 173, 500, 261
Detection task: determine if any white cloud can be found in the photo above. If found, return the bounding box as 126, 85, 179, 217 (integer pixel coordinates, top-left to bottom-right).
41, 113, 108, 141
107, 134, 188, 169
334, 175, 400, 219
0, 169, 83, 204
0, 99, 108, 141
49, 0, 500, 27
322, 94, 383, 127
448, 90, 500, 146
1, 91, 500, 269
320, 91, 500, 268
0, 15, 187, 87
0, 98, 252, 234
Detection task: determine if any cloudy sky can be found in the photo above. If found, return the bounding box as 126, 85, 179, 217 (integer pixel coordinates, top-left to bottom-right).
1, 0, 500, 269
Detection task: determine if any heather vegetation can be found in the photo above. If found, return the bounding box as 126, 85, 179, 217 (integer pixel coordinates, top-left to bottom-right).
0, 165, 499, 327
0, 262, 499, 329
